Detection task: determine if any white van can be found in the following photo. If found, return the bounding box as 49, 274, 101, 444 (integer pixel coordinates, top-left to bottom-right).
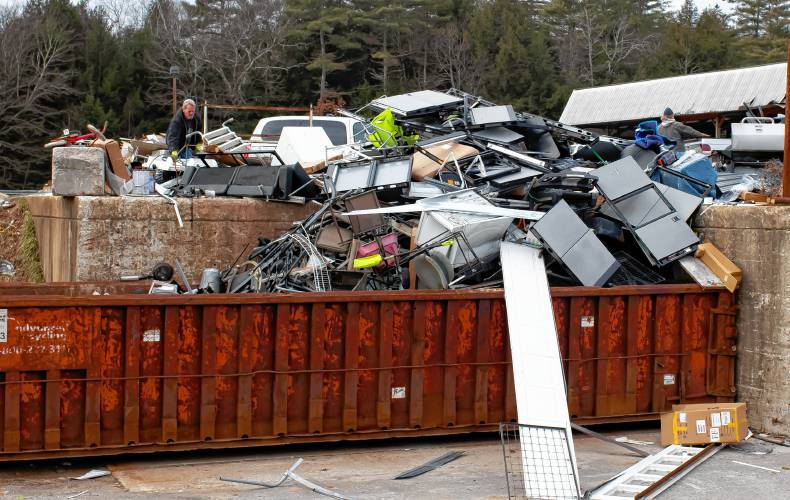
249, 116, 367, 147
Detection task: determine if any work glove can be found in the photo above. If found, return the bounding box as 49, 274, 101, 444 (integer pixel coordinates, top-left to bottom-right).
170, 150, 178, 158
195, 143, 203, 152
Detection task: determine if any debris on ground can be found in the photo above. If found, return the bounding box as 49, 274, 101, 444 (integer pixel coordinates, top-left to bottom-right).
732, 460, 783, 473
220, 458, 350, 500
615, 436, 655, 446
572, 423, 649, 457
393, 451, 465, 480
587, 444, 726, 499
753, 432, 790, 447
70, 469, 111, 480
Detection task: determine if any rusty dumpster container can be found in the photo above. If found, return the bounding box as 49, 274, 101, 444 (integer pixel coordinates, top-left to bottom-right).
0, 284, 737, 461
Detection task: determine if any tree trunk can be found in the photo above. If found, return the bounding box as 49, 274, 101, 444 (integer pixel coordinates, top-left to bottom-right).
422, 45, 427, 87
382, 30, 388, 94
319, 28, 327, 99
582, 7, 595, 86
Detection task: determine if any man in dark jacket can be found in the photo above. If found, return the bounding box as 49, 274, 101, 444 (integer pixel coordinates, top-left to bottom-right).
166, 99, 202, 159
658, 107, 708, 153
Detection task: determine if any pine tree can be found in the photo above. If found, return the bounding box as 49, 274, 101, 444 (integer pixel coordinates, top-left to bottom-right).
728, 0, 789, 62
544, 0, 664, 86
729, 0, 769, 38
285, 0, 359, 100
353, 0, 429, 95
648, 2, 740, 76
467, 0, 563, 115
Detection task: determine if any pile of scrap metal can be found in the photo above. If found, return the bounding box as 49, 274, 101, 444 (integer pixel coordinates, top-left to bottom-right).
54, 90, 776, 209
43, 118, 303, 200
152, 89, 740, 295
97, 119, 288, 199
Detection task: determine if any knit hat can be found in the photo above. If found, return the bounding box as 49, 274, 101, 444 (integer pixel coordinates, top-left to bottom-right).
663, 107, 674, 118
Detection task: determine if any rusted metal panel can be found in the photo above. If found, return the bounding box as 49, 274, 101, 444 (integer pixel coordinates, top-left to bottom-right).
0, 285, 737, 461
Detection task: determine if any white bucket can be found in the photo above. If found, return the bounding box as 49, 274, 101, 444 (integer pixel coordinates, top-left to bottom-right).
131, 170, 155, 195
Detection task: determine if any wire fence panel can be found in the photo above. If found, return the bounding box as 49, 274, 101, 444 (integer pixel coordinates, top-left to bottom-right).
500, 422, 580, 500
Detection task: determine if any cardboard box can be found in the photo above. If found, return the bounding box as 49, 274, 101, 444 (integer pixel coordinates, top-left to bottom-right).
695, 242, 742, 293
660, 402, 748, 446
412, 141, 478, 180
103, 140, 131, 180
92, 139, 133, 194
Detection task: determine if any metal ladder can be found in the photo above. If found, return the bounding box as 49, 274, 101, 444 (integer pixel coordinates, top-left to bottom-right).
589, 444, 722, 499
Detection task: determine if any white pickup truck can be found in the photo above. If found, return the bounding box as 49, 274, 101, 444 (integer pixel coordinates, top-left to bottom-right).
248, 116, 368, 147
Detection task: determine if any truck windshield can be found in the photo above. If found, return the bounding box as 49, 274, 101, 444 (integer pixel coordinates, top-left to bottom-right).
259, 119, 348, 145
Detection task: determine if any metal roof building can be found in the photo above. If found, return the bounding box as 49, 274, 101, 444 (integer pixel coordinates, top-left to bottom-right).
559, 63, 786, 128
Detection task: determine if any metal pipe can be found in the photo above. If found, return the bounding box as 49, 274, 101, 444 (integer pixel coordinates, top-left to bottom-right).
220, 458, 349, 499
204, 103, 311, 112
570, 422, 649, 457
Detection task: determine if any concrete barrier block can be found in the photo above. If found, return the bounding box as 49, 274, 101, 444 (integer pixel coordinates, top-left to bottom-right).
52, 147, 106, 196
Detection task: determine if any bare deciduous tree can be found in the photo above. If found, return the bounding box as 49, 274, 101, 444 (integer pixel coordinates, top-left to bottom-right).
146, 0, 291, 112
145, 0, 211, 109
599, 15, 654, 79
99, 0, 150, 32
0, 5, 74, 188
432, 24, 483, 93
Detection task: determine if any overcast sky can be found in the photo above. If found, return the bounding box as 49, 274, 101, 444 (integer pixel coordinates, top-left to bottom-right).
670, 0, 734, 11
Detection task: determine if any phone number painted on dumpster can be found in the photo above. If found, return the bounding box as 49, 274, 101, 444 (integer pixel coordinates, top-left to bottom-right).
0, 309, 86, 370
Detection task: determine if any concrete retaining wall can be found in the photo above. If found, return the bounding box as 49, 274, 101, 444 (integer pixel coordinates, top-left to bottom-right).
695, 205, 790, 436
25, 195, 318, 282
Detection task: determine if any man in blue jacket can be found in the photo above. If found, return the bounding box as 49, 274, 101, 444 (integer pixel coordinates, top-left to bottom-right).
166, 99, 202, 159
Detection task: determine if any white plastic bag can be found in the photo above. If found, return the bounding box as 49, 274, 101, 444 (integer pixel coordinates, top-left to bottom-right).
720, 174, 757, 202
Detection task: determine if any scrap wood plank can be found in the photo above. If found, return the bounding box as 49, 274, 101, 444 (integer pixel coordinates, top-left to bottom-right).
737, 192, 790, 204
740, 192, 769, 203
500, 241, 581, 498
695, 242, 741, 293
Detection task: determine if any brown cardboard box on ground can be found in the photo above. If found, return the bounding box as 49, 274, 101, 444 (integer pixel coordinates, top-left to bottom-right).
660, 402, 748, 446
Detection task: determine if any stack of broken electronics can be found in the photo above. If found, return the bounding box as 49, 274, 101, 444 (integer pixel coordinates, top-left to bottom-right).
139, 90, 741, 294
